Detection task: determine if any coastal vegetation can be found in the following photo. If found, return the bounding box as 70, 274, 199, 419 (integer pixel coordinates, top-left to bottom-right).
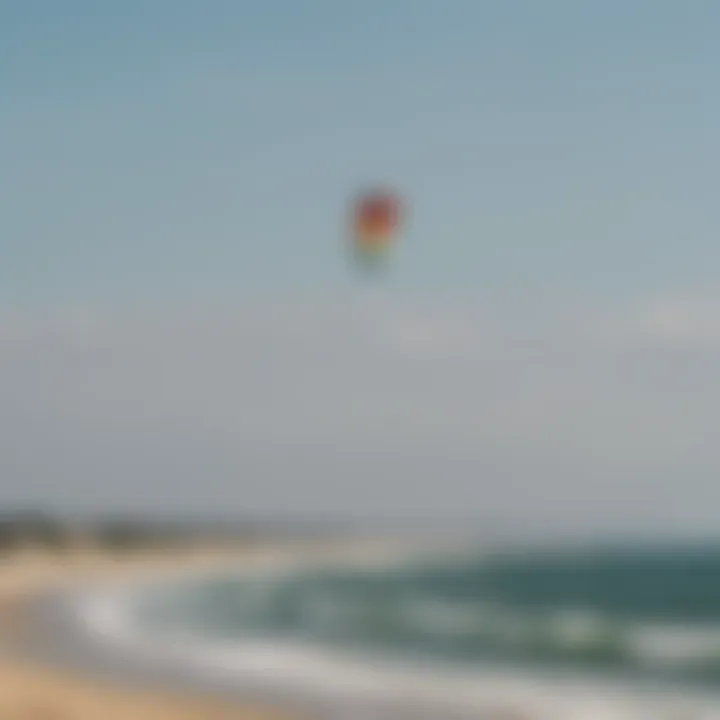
0, 509, 253, 554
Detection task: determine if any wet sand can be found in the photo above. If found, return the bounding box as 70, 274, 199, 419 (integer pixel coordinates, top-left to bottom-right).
0, 546, 304, 720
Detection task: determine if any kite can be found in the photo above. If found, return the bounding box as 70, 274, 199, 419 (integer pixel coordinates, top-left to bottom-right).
350, 189, 403, 271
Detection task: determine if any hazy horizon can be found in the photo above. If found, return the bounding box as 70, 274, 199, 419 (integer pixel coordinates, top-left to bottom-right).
4, 2, 720, 538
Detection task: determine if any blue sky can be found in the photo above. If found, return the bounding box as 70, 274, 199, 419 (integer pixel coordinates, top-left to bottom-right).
3, 2, 720, 534
4, 0, 720, 305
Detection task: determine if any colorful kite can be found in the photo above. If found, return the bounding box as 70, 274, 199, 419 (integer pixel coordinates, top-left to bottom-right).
350, 189, 403, 270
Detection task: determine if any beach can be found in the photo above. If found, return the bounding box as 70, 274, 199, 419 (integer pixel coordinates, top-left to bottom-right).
0, 545, 304, 720
63, 540, 720, 720
6, 539, 720, 720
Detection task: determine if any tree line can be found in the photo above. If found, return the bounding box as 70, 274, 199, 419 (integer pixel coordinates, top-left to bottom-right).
0, 510, 262, 554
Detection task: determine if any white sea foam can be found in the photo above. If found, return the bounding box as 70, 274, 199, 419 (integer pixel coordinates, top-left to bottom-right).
73, 544, 720, 719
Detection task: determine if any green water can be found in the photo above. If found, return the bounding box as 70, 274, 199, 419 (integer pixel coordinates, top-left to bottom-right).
138, 544, 720, 688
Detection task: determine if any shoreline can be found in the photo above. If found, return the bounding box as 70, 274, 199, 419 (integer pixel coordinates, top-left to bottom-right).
9, 540, 720, 719
0, 544, 306, 719
60, 542, 720, 719
27, 539, 466, 718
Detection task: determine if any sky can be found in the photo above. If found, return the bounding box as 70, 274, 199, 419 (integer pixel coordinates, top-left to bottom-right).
3, 1, 720, 537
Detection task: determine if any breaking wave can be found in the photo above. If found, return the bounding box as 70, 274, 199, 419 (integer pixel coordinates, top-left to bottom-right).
132, 544, 720, 686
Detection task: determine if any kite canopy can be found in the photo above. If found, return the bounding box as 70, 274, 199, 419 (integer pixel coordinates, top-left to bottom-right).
350, 189, 403, 270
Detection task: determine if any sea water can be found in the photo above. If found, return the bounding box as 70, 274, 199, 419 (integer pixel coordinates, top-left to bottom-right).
81, 542, 720, 716
133, 542, 720, 690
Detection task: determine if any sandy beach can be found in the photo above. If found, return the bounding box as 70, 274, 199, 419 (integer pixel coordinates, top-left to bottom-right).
0, 545, 305, 720
4, 540, 717, 720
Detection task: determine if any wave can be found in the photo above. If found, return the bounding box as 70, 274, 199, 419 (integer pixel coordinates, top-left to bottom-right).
81, 586, 720, 718
71, 543, 720, 718
142, 573, 720, 677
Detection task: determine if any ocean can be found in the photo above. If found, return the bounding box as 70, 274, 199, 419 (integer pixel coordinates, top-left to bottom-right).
128, 543, 720, 687
79, 542, 720, 716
